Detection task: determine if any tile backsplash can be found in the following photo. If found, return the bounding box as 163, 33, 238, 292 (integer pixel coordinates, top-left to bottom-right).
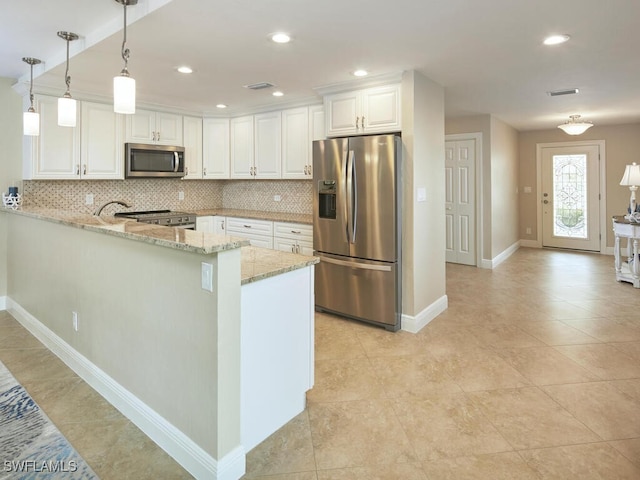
23, 179, 312, 215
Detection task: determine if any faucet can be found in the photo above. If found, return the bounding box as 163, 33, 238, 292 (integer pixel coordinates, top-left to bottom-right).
94, 200, 131, 216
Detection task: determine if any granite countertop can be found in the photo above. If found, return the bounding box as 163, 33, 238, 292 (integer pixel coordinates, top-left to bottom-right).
241, 246, 319, 285
1, 206, 249, 255
2, 206, 319, 284
189, 208, 313, 225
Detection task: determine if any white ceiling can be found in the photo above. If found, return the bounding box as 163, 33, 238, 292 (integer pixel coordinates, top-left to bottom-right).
3, 0, 640, 131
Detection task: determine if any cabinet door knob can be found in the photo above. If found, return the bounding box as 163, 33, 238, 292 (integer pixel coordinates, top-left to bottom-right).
355, 116, 360, 129
82, 164, 87, 175
361, 116, 365, 128
76, 164, 80, 175
203, 167, 207, 176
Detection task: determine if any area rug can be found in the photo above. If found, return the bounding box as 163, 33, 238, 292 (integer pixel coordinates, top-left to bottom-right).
0, 360, 99, 479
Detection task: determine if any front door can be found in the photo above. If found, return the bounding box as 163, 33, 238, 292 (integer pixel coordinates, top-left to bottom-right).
541, 144, 601, 251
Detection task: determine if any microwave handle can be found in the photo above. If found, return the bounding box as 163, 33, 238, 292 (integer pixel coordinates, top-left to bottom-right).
173, 152, 179, 172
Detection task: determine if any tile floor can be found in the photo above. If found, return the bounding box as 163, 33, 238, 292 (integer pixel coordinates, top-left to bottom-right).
1, 247, 639, 479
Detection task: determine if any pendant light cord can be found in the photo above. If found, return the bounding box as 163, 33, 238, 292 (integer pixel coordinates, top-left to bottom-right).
120, 2, 130, 74
64, 38, 71, 95
29, 63, 35, 110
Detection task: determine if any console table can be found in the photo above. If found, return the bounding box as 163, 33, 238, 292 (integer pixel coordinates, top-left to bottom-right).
613, 216, 640, 288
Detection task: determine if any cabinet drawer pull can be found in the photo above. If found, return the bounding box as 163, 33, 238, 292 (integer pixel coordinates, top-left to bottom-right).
243, 224, 252, 228
291, 230, 301, 234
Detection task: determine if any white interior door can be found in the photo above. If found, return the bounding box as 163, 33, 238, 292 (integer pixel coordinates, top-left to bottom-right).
541, 145, 600, 251
445, 139, 476, 265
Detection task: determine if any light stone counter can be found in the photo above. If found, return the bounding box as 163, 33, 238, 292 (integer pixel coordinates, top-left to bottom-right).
240, 246, 318, 285
190, 208, 312, 225
2, 206, 318, 284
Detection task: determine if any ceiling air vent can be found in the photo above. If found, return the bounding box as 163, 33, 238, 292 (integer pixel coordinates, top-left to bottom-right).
244, 82, 275, 90
548, 88, 579, 97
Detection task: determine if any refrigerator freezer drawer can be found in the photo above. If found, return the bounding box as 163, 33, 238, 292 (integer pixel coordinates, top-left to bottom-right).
315, 253, 400, 331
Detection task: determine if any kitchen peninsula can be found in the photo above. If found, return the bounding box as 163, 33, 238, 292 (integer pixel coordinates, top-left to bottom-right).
1, 206, 317, 480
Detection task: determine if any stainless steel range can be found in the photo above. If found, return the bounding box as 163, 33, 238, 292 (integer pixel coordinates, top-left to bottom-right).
114, 210, 197, 229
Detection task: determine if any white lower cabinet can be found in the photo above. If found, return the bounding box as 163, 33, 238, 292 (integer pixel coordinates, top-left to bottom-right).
197, 216, 314, 254
273, 222, 313, 255
195, 215, 225, 234
226, 217, 274, 249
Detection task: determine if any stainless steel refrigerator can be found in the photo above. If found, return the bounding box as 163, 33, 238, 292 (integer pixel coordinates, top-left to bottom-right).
313, 134, 402, 331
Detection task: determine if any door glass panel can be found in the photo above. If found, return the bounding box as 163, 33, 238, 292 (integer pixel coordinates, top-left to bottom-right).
553, 154, 587, 239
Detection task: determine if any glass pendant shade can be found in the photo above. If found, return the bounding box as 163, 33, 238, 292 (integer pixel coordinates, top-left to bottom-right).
23, 110, 40, 136
58, 96, 77, 127
114, 74, 136, 114
22, 57, 42, 136
557, 115, 593, 135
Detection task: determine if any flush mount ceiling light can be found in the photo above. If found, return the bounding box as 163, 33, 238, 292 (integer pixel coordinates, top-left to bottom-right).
272, 90, 284, 97
22, 57, 42, 136
271, 32, 291, 44
544, 34, 570, 45
113, 0, 138, 114
353, 69, 368, 77
177, 66, 193, 74
557, 115, 593, 135
57, 31, 79, 127
216, 104, 227, 109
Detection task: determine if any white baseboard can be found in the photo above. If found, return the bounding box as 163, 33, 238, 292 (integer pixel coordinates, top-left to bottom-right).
401, 295, 448, 333
480, 241, 520, 269
6, 298, 245, 480
0, 296, 6, 310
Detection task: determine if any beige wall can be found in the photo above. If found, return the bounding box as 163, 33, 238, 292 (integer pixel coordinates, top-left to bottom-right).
0, 78, 24, 297
6, 213, 242, 460
401, 70, 446, 317
490, 116, 519, 257
518, 123, 640, 247
445, 114, 519, 262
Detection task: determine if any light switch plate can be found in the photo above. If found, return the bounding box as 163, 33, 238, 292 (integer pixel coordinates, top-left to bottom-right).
417, 187, 427, 202
201, 262, 214, 292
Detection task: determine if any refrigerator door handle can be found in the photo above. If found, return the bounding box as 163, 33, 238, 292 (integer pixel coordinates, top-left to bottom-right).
319, 255, 392, 272
346, 150, 356, 244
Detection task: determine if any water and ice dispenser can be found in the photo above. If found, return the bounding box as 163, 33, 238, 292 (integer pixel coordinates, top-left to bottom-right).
318, 180, 336, 219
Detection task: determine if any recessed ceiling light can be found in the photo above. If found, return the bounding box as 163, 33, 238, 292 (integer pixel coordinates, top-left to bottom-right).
177, 66, 193, 74
271, 33, 291, 44
216, 104, 227, 109
543, 34, 570, 46
353, 69, 368, 77
272, 91, 284, 97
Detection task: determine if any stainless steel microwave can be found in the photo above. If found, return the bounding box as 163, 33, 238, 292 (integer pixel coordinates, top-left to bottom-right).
125, 143, 185, 178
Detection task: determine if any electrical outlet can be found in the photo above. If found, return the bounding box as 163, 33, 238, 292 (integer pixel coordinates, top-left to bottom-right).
178, 191, 185, 201
526, 227, 532, 235
201, 262, 214, 292
72, 311, 78, 332
85, 194, 94, 205
273, 195, 282, 202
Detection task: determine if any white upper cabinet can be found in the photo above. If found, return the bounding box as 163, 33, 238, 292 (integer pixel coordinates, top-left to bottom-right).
203, 118, 230, 179
126, 109, 183, 145
231, 112, 281, 179
281, 105, 324, 179
182, 116, 203, 179
325, 84, 401, 137
230, 115, 255, 179
281, 107, 309, 180
80, 101, 124, 179
254, 111, 282, 179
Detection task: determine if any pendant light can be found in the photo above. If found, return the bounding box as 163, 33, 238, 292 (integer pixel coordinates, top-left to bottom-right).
113, 0, 138, 114
557, 115, 593, 135
57, 31, 79, 127
22, 57, 42, 136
